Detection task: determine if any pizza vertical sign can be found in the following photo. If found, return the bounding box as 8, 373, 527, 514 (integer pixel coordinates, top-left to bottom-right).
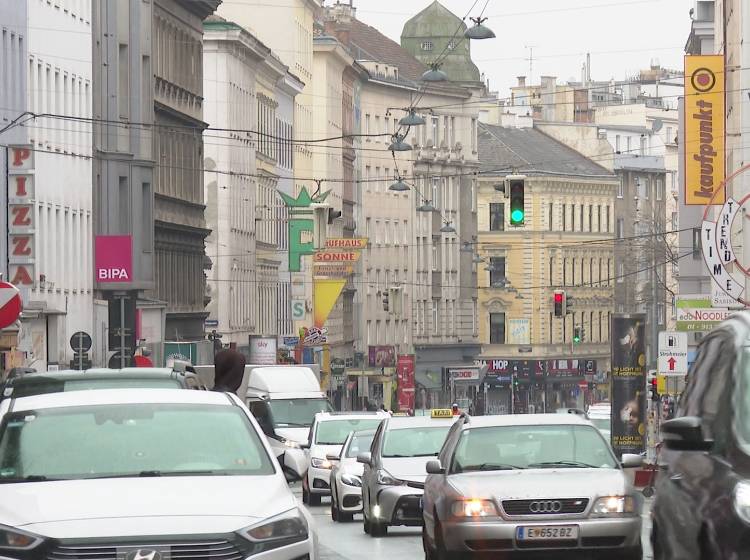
685, 55, 725, 205
7, 146, 35, 288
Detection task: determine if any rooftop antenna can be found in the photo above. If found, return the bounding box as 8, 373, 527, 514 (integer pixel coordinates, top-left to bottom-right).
525, 45, 536, 84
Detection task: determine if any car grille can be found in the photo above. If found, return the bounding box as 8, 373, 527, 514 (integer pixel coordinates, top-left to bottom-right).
406, 481, 425, 490
501, 498, 589, 516
47, 538, 248, 560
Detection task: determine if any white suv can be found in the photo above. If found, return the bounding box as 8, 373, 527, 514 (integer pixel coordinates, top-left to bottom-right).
302, 411, 388, 506
0, 389, 317, 560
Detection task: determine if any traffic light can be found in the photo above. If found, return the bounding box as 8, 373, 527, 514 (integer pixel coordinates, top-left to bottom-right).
650, 377, 659, 401
553, 290, 566, 317
382, 290, 390, 312
573, 326, 582, 344
507, 176, 525, 226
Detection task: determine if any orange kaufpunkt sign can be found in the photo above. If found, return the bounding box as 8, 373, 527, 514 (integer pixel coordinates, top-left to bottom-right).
685, 55, 725, 205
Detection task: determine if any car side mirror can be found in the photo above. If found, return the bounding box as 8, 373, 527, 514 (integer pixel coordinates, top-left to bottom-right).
662, 416, 713, 452
326, 453, 341, 462
300, 443, 310, 450
620, 453, 643, 468
426, 460, 445, 475
357, 452, 372, 466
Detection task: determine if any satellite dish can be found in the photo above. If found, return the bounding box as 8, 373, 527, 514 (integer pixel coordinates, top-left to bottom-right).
652, 118, 664, 132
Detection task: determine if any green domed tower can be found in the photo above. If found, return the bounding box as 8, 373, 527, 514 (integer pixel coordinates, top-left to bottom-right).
400, 1, 481, 84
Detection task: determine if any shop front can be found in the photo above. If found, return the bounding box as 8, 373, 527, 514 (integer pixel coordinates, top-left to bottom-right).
448, 366, 486, 414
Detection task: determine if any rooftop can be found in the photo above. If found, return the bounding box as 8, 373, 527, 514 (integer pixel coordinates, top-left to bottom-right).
478, 123, 615, 178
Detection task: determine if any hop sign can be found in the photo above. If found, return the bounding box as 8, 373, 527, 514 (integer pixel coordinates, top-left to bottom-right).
0, 282, 22, 329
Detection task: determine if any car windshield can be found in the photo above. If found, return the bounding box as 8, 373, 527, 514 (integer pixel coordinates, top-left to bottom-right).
451, 424, 618, 473
268, 398, 334, 427
345, 433, 375, 458
7, 377, 182, 399
382, 426, 451, 458
0, 403, 275, 481
315, 419, 383, 445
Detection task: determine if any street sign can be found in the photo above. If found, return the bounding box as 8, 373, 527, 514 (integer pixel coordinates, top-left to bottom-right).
658, 331, 688, 375
108, 352, 134, 369
0, 281, 22, 329
70, 331, 92, 352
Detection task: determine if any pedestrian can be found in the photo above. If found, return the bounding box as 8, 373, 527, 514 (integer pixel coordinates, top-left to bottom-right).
212, 348, 246, 395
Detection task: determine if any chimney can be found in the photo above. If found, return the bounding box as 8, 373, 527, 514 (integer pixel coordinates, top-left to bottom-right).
517, 75, 526, 87
586, 52, 591, 83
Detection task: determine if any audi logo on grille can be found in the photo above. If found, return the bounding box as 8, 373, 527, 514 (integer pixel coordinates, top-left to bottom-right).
529, 500, 563, 513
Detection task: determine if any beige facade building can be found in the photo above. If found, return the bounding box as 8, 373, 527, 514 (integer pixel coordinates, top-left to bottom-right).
477, 123, 617, 414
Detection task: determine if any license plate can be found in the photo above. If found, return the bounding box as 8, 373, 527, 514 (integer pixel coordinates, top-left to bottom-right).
516, 525, 579, 541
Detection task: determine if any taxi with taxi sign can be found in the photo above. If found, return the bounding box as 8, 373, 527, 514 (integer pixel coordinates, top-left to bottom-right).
358, 410, 458, 537
421, 413, 643, 559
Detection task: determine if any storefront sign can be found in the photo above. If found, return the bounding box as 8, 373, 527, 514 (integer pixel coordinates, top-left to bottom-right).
611, 314, 647, 456
300, 326, 327, 346
396, 354, 415, 412
95, 235, 133, 283
249, 336, 277, 365
449, 368, 480, 381
314, 251, 361, 262
313, 279, 346, 328
369, 345, 395, 367
7, 146, 35, 287
685, 55, 725, 205
326, 238, 368, 249
279, 187, 330, 272
546, 359, 583, 378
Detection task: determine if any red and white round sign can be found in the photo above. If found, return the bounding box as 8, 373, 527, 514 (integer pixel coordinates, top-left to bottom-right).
0, 282, 22, 329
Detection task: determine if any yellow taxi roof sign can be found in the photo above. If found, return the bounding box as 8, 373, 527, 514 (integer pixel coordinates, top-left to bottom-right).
431, 409, 453, 418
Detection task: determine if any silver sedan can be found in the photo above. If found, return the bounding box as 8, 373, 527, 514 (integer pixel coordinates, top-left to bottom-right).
329, 430, 376, 522
422, 413, 643, 560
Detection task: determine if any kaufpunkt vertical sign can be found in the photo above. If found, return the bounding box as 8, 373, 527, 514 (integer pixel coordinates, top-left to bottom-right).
685, 55, 725, 205
610, 314, 647, 456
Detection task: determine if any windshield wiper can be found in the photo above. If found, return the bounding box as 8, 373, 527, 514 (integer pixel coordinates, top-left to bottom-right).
383, 454, 410, 458
458, 463, 522, 472
528, 461, 599, 469
83, 470, 225, 480
0, 475, 57, 483
412, 453, 439, 457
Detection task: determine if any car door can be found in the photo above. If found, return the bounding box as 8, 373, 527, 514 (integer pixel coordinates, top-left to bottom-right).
655, 329, 735, 559
363, 421, 385, 515
423, 421, 462, 534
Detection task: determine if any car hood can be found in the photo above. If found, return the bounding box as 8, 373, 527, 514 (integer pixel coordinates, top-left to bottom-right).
0, 476, 297, 538
338, 459, 364, 477
275, 426, 310, 444
382, 456, 435, 483
449, 468, 629, 499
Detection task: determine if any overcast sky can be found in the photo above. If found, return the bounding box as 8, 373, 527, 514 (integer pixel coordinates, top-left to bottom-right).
345, 0, 694, 94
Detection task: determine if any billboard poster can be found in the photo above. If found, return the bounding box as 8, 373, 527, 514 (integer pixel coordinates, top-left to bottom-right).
396, 355, 415, 412
611, 314, 647, 455
368, 345, 395, 368
249, 336, 277, 365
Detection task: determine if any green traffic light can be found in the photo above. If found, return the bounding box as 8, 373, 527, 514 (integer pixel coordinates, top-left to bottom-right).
510, 209, 524, 224
573, 335, 581, 344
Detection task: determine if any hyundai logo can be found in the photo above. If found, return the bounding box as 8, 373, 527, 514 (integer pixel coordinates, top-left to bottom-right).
124, 550, 163, 560
529, 500, 563, 513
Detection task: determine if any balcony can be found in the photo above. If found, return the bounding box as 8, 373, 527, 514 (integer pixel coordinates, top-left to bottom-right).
613, 153, 665, 172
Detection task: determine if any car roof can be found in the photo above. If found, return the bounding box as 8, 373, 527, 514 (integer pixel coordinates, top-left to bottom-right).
8, 368, 180, 382
459, 413, 593, 429
314, 411, 388, 422
351, 429, 377, 437
385, 415, 457, 429
6, 388, 233, 412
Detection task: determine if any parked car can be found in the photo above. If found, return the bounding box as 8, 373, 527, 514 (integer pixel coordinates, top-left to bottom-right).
422, 413, 643, 559
0, 367, 205, 402
302, 411, 387, 506
652, 312, 750, 559
0, 388, 318, 560
329, 429, 376, 522
359, 410, 458, 537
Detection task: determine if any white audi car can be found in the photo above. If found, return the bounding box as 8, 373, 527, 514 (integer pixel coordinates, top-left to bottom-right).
0, 389, 317, 560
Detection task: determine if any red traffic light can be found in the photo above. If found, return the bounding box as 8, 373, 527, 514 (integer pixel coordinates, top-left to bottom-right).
554, 293, 563, 303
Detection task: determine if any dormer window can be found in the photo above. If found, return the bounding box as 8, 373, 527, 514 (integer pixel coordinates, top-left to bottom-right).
447, 40, 457, 50
421, 41, 433, 51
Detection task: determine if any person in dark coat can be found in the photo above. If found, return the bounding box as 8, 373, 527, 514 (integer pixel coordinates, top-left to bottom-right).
212, 349, 246, 394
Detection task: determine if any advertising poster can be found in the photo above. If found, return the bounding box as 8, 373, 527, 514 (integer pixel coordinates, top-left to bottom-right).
611, 314, 647, 455
249, 336, 277, 365
368, 345, 395, 367
396, 355, 415, 412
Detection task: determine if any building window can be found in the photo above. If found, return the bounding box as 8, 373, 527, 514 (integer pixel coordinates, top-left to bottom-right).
596, 205, 601, 232
617, 178, 624, 198
588, 205, 593, 232
671, 211, 678, 229
615, 135, 621, 152
431, 116, 439, 145
656, 178, 664, 201
490, 203, 504, 231
549, 202, 554, 231
489, 313, 506, 344
489, 257, 506, 286
616, 218, 624, 239
433, 301, 439, 334
562, 203, 567, 231
421, 41, 433, 51
579, 205, 584, 232
447, 40, 457, 50
617, 262, 624, 283
471, 118, 477, 152
549, 257, 554, 286
606, 206, 611, 232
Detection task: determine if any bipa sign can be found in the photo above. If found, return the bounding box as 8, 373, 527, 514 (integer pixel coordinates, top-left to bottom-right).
95, 235, 132, 283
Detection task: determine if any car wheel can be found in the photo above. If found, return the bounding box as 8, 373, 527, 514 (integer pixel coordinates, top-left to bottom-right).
302, 486, 309, 505
363, 508, 371, 534
371, 520, 388, 537
340, 511, 354, 522
331, 502, 339, 522
423, 525, 437, 560
308, 492, 321, 507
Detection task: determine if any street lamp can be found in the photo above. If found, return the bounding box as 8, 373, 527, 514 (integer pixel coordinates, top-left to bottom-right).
464, 16, 496, 40
440, 222, 456, 233
417, 200, 436, 212
399, 110, 426, 127
422, 63, 448, 82
388, 134, 412, 152
389, 178, 410, 192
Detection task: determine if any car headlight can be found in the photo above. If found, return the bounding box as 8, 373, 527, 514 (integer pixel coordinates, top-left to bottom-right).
451, 499, 498, 518
591, 496, 636, 516
311, 457, 333, 469
341, 473, 362, 487
376, 469, 404, 486
239, 508, 309, 552
733, 481, 750, 524
0, 524, 44, 550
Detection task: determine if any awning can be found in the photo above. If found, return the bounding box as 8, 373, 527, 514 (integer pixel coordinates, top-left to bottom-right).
416, 371, 443, 390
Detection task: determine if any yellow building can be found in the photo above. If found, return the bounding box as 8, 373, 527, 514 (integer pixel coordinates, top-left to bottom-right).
476, 123, 618, 414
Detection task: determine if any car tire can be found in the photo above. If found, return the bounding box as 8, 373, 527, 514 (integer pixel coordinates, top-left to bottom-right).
331, 502, 339, 522
423, 525, 437, 560
370, 520, 388, 537
363, 508, 371, 534
302, 486, 309, 505
339, 511, 354, 522
308, 492, 321, 507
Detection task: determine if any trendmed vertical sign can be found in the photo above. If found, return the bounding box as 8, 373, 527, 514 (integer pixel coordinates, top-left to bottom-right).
685, 55, 725, 205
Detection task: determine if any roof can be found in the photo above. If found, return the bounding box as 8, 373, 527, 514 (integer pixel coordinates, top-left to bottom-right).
402, 1, 466, 38
12, 368, 177, 381
386, 415, 458, 429
459, 413, 592, 429
338, 17, 427, 82
478, 123, 615, 178
7, 388, 233, 412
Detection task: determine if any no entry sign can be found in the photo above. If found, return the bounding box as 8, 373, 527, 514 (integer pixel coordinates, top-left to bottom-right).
0, 282, 22, 329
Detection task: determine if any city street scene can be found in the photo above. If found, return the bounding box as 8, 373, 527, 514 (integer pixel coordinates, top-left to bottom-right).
0, 0, 745, 559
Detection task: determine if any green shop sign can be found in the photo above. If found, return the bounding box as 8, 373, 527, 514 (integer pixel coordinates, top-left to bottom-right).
279, 187, 330, 272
